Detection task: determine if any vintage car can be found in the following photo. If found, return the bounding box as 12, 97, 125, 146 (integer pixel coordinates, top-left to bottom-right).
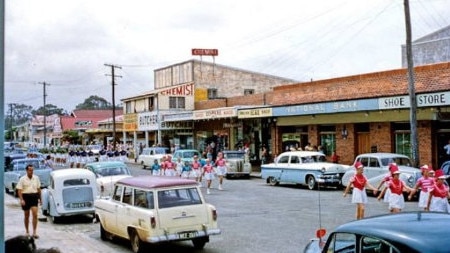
83, 161, 132, 198
261, 151, 348, 190
137, 147, 169, 169
172, 149, 202, 163
4, 158, 52, 196
95, 176, 221, 252
41, 168, 97, 223
222, 150, 252, 179
304, 212, 450, 253
341, 153, 421, 191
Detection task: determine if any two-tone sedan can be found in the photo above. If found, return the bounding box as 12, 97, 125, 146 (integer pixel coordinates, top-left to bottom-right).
261, 151, 348, 190
83, 161, 132, 198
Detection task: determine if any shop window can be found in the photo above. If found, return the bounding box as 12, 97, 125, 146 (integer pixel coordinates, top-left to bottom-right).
125, 102, 132, 114
320, 133, 336, 156
395, 132, 412, 157
208, 88, 217, 99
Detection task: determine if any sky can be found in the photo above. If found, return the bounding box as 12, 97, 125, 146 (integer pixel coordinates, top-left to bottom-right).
4, 0, 450, 112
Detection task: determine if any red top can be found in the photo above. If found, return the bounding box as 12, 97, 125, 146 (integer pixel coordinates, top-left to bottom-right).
350, 174, 367, 190
388, 178, 404, 195
164, 161, 175, 169
203, 164, 214, 173
192, 160, 201, 169
430, 182, 449, 198
216, 158, 226, 167
416, 177, 435, 193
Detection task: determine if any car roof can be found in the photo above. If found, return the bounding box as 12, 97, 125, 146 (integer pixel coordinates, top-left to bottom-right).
356, 153, 409, 158
85, 161, 126, 168
51, 168, 96, 179
280, 151, 324, 157
117, 176, 198, 189
332, 211, 450, 252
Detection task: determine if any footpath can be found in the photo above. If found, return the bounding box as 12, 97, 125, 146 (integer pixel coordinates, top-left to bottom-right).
4, 193, 113, 253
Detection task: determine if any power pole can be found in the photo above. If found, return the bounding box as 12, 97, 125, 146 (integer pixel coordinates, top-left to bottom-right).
403, 0, 419, 167
8, 103, 15, 141
105, 64, 122, 150
38, 82, 50, 147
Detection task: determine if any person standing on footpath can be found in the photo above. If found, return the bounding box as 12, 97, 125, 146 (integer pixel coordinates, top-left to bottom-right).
408, 165, 435, 210
343, 162, 378, 220
214, 151, 227, 190
16, 164, 41, 239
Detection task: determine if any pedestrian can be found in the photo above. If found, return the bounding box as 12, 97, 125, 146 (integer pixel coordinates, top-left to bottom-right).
408, 165, 435, 210
214, 151, 227, 190
202, 159, 215, 194
151, 159, 161, 176
343, 161, 378, 220
426, 169, 450, 212
191, 155, 203, 186
331, 151, 339, 164
16, 164, 41, 239
377, 165, 414, 213
44, 155, 54, 170
180, 161, 191, 178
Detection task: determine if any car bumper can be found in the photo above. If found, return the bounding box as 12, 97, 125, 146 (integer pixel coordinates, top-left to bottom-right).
317, 174, 342, 185
146, 228, 221, 243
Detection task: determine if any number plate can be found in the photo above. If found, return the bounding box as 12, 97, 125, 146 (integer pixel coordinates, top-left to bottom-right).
179, 232, 197, 239
71, 202, 86, 208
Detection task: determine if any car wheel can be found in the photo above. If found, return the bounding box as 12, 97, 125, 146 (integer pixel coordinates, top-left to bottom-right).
192, 237, 208, 249
100, 222, 108, 241
12, 184, 18, 197
130, 229, 145, 253
307, 175, 317, 190
5, 187, 10, 194
268, 177, 279, 186
51, 215, 60, 224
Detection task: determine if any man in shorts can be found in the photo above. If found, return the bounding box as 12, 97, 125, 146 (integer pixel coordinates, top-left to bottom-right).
16, 164, 41, 239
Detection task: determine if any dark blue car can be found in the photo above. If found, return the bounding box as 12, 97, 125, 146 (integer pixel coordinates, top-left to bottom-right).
304, 212, 450, 253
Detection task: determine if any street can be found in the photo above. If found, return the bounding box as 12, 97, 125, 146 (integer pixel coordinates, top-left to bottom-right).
6, 162, 419, 253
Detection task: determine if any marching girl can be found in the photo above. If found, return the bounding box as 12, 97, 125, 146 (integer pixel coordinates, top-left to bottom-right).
215, 151, 227, 191
191, 155, 203, 186
408, 165, 435, 210
202, 159, 215, 195
426, 170, 450, 212
377, 165, 414, 213
180, 161, 191, 178
151, 159, 161, 176
343, 162, 378, 220
163, 156, 177, 177
376, 163, 397, 203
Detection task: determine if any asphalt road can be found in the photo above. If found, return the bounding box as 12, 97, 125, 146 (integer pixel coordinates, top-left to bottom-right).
45, 163, 420, 253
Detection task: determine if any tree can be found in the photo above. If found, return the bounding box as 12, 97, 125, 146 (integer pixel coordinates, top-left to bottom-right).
32, 104, 65, 116
5, 103, 33, 130
75, 95, 112, 110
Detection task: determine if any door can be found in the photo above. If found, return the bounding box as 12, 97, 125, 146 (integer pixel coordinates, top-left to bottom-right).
357, 133, 371, 155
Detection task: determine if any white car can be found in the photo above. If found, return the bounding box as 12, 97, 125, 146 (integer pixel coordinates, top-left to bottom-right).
83, 161, 132, 198
261, 151, 348, 190
222, 150, 252, 179
136, 147, 169, 169
341, 153, 421, 191
41, 168, 97, 223
95, 176, 221, 253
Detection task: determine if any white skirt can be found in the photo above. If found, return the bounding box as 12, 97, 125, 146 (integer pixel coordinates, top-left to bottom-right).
216, 166, 227, 176
430, 196, 449, 212
191, 169, 201, 177
351, 188, 368, 204
418, 191, 430, 208
383, 188, 391, 203
204, 172, 215, 180
388, 193, 405, 210
165, 169, 177, 177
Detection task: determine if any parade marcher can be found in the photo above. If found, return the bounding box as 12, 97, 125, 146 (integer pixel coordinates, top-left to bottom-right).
202, 159, 215, 194
175, 157, 184, 176
214, 151, 227, 190
408, 165, 435, 210
16, 164, 41, 239
343, 162, 378, 220
191, 155, 203, 186
44, 155, 54, 170
180, 161, 191, 178
377, 165, 414, 213
426, 169, 450, 212
151, 159, 161, 176
376, 163, 397, 203
163, 156, 176, 176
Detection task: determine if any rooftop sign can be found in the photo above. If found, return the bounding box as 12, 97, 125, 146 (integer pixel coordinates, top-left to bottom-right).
191, 48, 219, 56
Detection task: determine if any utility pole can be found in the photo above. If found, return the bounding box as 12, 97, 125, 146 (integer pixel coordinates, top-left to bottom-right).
105, 64, 122, 150
8, 103, 15, 141
38, 82, 50, 147
403, 0, 419, 167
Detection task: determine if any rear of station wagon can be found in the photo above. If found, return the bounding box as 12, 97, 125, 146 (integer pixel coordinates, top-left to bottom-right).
95, 176, 221, 253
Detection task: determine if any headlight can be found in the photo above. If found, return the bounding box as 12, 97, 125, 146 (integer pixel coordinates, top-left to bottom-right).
321, 167, 326, 173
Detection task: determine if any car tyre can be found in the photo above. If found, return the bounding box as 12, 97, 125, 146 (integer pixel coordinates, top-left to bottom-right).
100, 222, 108, 241
51, 215, 60, 224
130, 229, 145, 253
268, 177, 279, 186
307, 175, 317, 190
192, 237, 208, 249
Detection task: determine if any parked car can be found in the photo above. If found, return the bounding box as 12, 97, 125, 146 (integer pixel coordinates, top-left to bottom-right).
83, 161, 132, 198
222, 150, 251, 179
304, 211, 450, 253
137, 147, 169, 169
341, 153, 421, 192
172, 149, 202, 164
95, 176, 221, 253
41, 168, 97, 223
4, 158, 52, 196
261, 151, 348, 190
4, 152, 27, 170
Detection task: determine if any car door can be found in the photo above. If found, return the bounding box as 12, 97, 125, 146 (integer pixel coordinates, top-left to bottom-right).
115, 186, 133, 239
103, 185, 124, 236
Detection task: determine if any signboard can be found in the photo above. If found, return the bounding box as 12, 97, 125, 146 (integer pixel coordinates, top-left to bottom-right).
238, 108, 272, 119
193, 107, 236, 120
191, 48, 219, 56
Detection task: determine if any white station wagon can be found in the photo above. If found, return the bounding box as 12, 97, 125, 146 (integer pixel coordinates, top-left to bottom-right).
95, 176, 221, 253
41, 168, 97, 223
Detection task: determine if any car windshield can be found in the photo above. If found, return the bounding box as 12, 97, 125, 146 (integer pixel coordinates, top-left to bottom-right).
224, 152, 244, 159
178, 151, 198, 158
96, 166, 130, 177
154, 148, 167, 155
380, 157, 412, 166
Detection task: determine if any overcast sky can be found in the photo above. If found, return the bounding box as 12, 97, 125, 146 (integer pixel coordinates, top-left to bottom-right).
5, 0, 450, 112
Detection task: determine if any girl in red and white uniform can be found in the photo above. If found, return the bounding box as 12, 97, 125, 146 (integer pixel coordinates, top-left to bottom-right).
376, 163, 397, 203
408, 165, 435, 210
215, 152, 227, 190
163, 156, 176, 177
378, 165, 414, 213
191, 155, 203, 186
426, 170, 450, 212
202, 159, 215, 194
343, 162, 378, 220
